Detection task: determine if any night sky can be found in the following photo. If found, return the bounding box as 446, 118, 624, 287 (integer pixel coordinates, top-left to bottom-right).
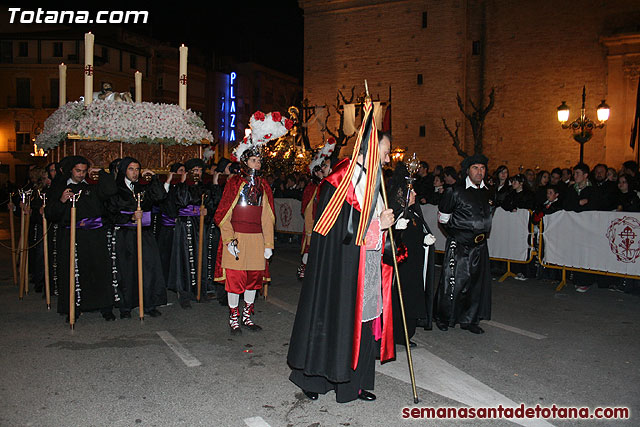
6, 1, 304, 79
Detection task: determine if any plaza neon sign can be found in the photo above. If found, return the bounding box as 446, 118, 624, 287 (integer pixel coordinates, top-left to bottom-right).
228, 71, 236, 142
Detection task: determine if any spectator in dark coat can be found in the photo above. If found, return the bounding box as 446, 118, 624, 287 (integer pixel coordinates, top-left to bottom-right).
592, 163, 617, 210
442, 166, 458, 190
615, 174, 640, 212
533, 170, 550, 210
563, 163, 599, 212
490, 165, 510, 208
502, 174, 535, 211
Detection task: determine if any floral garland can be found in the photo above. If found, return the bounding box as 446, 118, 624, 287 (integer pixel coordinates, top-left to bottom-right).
36, 100, 213, 150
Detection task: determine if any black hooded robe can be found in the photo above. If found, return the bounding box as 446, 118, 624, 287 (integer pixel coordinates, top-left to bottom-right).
45, 169, 118, 316
166, 180, 221, 303
104, 168, 168, 315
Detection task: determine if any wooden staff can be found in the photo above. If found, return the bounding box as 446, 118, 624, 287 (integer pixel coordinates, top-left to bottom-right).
18, 192, 28, 299
69, 191, 81, 330
365, 79, 419, 403
196, 194, 205, 302
8, 195, 18, 287
136, 192, 144, 321
23, 196, 31, 295
40, 192, 51, 309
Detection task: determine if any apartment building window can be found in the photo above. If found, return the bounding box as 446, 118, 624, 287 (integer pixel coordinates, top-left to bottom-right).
0, 41, 12, 63
50, 79, 59, 108
422, 12, 428, 28
16, 132, 31, 151
18, 41, 28, 57
53, 42, 63, 57
16, 78, 31, 107
419, 125, 426, 137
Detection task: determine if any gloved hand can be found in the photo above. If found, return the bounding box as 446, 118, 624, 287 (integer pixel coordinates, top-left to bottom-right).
424, 234, 436, 246
302, 253, 308, 264
264, 248, 273, 259
227, 241, 240, 258
396, 218, 410, 230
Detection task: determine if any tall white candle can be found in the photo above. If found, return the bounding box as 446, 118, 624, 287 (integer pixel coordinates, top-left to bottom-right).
58, 63, 67, 107
84, 32, 94, 106
179, 44, 188, 110
135, 71, 142, 103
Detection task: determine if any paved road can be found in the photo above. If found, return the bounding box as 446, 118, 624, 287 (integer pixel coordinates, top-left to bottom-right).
0, 213, 638, 426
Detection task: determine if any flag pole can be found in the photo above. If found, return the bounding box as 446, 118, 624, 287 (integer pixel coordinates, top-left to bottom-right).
366, 80, 419, 404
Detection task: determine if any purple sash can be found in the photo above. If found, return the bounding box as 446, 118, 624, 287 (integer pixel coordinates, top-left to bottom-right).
68, 217, 104, 230
160, 212, 176, 227
118, 211, 151, 227
179, 205, 201, 217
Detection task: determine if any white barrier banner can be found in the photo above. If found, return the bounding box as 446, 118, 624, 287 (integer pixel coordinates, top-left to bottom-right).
542, 210, 640, 276
274, 198, 304, 234
421, 205, 530, 261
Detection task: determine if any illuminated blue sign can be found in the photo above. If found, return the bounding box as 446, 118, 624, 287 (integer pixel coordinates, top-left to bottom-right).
228, 71, 236, 142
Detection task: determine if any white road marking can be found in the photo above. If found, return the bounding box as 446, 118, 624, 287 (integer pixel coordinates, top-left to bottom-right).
243, 416, 272, 427
267, 296, 297, 314
156, 330, 202, 367
377, 348, 554, 427
273, 286, 550, 425
484, 320, 547, 340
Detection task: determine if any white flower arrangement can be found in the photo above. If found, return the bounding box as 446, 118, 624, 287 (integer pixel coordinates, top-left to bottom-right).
36, 100, 213, 150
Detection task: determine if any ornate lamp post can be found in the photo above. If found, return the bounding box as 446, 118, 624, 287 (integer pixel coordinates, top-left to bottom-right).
557, 86, 610, 164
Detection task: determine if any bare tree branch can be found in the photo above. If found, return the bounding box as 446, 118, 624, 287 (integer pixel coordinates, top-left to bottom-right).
442, 118, 468, 158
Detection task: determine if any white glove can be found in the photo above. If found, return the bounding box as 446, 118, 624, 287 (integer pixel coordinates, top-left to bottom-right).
227, 241, 240, 258
396, 218, 410, 230
264, 248, 273, 259
301, 253, 308, 264
424, 234, 436, 246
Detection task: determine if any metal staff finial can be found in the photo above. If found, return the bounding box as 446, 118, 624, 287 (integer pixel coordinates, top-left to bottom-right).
70, 190, 82, 207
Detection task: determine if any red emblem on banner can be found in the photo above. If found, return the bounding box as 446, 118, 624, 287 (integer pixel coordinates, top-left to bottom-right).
279, 203, 292, 228
84, 65, 93, 76
179, 74, 188, 85
606, 216, 640, 263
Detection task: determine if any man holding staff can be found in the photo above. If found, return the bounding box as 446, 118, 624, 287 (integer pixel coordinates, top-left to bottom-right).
105, 157, 167, 319
287, 97, 396, 403
45, 156, 118, 323
166, 158, 221, 309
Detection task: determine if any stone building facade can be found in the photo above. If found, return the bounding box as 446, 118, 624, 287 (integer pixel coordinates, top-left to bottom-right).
299, 0, 640, 172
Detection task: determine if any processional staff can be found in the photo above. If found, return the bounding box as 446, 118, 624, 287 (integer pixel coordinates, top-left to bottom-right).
136, 192, 145, 321
39, 191, 51, 310
8, 193, 18, 287
196, 193, 206, 302
69, 191, 82, 330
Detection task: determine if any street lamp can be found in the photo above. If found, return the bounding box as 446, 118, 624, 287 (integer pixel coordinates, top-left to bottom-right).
557, 86, 609, 163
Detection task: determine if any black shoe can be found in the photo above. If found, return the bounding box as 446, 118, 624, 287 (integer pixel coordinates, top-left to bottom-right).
460, 324, 484, 334
436, 320, 448, 331
103, 311, 116, 321
397, 340, 417, 348
145, 309, 162, 318
119, 311, 131, 319
416, 318, 432, 331
303, 390, 318, 400
180, 300, 192, 309
358, 390, 376, 401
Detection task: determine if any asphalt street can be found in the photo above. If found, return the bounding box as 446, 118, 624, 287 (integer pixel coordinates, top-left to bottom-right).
0, 212, 638, 427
